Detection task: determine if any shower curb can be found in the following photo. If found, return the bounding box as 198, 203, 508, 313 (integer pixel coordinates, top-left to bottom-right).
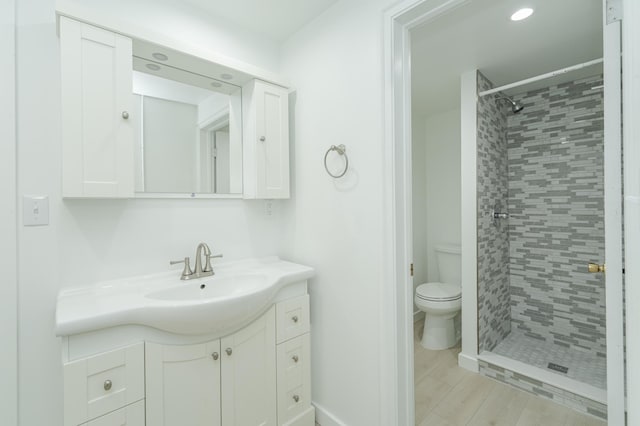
478, 359, 607, 420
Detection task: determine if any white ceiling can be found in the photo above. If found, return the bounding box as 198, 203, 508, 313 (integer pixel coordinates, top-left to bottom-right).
179, 0, 340, 41
410, 0, 603, 117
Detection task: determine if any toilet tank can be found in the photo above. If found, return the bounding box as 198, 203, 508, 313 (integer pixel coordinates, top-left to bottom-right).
435, 244, 461, 285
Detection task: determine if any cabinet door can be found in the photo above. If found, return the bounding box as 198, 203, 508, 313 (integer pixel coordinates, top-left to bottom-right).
242, 79, 290, 199
145, 340, 221, 426
221, 307, 277, 425
59, 16, 134, 198
254, 81, 290, 199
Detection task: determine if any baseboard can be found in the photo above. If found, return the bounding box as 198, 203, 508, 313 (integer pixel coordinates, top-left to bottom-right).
457, 352, 479, 372
312, 401, 347, 426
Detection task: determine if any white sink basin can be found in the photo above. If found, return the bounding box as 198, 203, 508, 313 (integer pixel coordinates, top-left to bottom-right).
146, 274, 267, 301
55, 257, 314, 336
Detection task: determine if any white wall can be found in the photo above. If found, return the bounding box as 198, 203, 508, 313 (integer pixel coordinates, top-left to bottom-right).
424, 109, 461, 281
0, 0, 17, 424
15, 1, 285, 425
412, 117, 427, 316
411, 108, 461, 316
279, 0, 395, 424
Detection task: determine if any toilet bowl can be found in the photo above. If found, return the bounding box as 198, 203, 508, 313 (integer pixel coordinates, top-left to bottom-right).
415, 244, 461, 350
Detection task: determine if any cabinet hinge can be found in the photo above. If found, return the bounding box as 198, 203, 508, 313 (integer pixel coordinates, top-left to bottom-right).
606, 0, 622, 24
410, 263, 414, 277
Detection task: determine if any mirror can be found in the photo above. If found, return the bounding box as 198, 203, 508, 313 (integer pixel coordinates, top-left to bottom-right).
131, 58, 242, 196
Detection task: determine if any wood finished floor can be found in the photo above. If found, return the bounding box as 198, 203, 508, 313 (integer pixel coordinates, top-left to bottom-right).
413, 320, 606, 426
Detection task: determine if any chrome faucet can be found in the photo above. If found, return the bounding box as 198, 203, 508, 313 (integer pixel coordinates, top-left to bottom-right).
170, 242, 223, 280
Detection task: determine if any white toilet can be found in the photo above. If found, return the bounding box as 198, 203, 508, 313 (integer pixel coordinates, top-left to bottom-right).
415, 244, 461, 350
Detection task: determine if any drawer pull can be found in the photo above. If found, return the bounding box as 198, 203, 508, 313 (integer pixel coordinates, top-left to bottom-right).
103, 380, 112, 391
293, 394, 300, 403
292, 355, 299, 363
212, 352, 219, 361
292, 315, 299, 323
226, 348, 233, 356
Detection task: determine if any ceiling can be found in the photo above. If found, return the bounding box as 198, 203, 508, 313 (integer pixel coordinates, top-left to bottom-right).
410, 0, 603, 117
179, 0, 340, 41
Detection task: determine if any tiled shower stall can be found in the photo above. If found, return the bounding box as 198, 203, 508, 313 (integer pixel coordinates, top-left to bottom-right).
476, 71, 607, 419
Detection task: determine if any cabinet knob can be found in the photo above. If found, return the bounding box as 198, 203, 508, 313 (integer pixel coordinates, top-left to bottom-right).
212, 352, 219, 361
293, 394, 300, 403
122, 111, 129, 119
292, 355, 299, 363
292, 315, 299, 323
103, 380, 112, 391
259, 136, 266, 142
226, 348, 233, 356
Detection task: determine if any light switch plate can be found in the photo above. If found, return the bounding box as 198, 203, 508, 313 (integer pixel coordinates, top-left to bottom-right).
23, 195, 49, 226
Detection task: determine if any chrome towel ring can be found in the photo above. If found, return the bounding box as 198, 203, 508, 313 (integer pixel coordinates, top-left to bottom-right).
324, 144, 349, 178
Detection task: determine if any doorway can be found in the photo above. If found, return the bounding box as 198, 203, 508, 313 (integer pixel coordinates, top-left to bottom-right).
383, 0, 625, 424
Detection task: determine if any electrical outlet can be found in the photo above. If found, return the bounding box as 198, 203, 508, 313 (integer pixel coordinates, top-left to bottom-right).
23, 195, 49, 226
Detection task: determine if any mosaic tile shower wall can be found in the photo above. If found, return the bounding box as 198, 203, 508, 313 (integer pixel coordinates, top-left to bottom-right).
506, 75, 606, 358
476, 71, 512, 352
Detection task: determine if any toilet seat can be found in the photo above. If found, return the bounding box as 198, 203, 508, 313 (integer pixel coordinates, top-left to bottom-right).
416, 282, 461, 302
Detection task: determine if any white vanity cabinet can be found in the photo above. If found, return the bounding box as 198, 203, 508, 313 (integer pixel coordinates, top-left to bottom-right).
145, 308, 277, 426
59, 16, 134, 198
242, 80, 290, 199
59, 259, 314, 426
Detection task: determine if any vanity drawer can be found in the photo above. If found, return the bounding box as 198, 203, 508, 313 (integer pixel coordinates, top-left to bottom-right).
277, 333, 311, 425
79, 400, 145, 426
276, 294, 310, 343
64, 343, 144, 426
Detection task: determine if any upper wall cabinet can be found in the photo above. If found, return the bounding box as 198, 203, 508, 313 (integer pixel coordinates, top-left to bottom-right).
57, 12, 291, 199
60, 17, 134, 198
243, 80, 290, 199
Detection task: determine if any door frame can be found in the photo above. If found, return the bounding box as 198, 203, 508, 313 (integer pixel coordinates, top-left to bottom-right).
0, 0, 18, 424
622, 1, 640, 424
382, 0, 633, 425
381, 1, 470, 425
603, 9, 625, 425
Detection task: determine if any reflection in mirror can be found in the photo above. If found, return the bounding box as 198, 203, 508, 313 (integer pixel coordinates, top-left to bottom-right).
131, 63, 242, 195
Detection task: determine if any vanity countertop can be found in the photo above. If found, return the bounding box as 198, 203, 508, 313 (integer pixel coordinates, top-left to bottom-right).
56, 257, 314, 337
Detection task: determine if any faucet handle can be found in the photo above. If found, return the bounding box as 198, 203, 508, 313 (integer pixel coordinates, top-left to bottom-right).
203, 253, 223, 273
170, 257, 194, 280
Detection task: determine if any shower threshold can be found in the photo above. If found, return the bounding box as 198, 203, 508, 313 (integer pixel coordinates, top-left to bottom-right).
478, 351, 606, 405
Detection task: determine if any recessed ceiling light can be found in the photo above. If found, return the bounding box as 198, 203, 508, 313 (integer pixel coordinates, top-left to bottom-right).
211, 81, 222, 88
511, 7, 534, 21
220, 73, 233, 80
152, 52, 168, 61
146, 63, 161, 71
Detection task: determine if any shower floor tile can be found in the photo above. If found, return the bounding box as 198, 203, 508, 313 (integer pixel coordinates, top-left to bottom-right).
492, 331, 606, 390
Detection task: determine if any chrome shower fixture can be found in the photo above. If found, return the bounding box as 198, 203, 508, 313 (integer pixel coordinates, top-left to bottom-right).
495, 96, 524, 114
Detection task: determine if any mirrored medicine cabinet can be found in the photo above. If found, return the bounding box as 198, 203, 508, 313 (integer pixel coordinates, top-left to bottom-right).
57, 11, 290, 200
131, 62, 242, 196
